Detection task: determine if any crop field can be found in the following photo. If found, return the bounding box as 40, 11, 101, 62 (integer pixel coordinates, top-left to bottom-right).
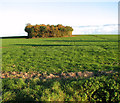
1, 35, 120, 102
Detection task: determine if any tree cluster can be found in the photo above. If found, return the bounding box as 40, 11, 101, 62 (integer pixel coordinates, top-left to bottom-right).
25, 24, 73, 38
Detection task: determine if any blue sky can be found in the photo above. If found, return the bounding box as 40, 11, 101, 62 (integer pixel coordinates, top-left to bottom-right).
0, 0, 118, 37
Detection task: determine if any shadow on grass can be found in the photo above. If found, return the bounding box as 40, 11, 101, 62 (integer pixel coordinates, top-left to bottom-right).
43, 39, 118, 42
13, 44, 90, 47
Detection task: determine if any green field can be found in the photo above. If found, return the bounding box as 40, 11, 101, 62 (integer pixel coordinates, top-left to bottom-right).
1, 35, 120, 102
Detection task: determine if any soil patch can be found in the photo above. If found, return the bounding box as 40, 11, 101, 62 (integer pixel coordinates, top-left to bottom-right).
1, 70, 118, 80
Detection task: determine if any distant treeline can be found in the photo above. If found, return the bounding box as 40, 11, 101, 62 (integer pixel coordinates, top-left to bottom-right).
25, 24, 73, 38
2, 36, 27, 39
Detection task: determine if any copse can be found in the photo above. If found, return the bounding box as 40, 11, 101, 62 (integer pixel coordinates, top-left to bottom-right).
25, 24, 73, 38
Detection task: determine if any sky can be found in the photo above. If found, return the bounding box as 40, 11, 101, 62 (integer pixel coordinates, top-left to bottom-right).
0, 0, 119, 37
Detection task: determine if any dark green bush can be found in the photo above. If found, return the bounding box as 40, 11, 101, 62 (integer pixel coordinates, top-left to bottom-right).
25, 24, 73, 38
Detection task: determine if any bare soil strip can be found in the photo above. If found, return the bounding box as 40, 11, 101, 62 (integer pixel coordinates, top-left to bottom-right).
0, 47, 8, 48
0, 70, 118, 80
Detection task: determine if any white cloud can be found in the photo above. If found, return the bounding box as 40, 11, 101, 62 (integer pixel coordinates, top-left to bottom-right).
72, 24, 118, 34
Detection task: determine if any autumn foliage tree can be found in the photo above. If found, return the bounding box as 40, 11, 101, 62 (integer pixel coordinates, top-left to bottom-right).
25, 24, 73, 38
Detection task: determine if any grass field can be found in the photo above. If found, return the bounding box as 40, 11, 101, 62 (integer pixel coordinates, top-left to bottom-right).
1, 35, 120, 102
